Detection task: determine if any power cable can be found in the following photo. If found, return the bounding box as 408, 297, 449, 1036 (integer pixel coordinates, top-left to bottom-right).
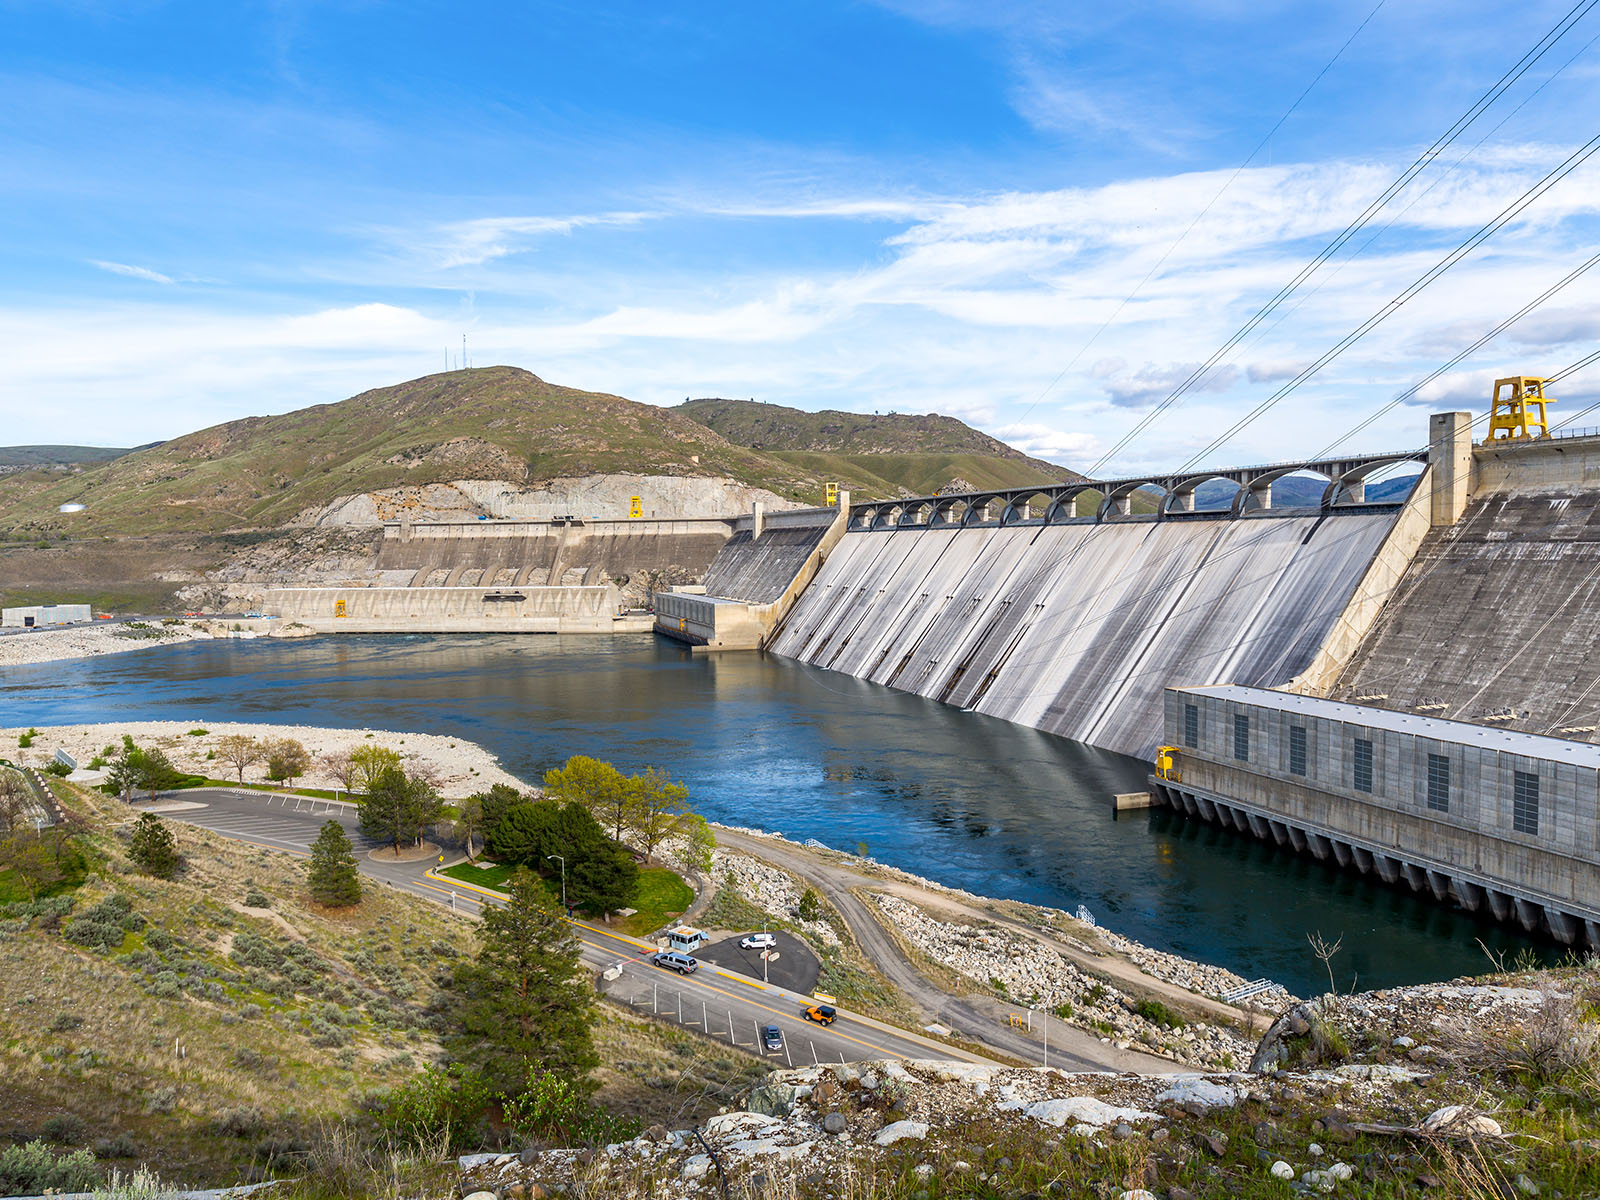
1175, 132, 1600, 472
1084, 0, 1600, 476
1013, 0, 1390, 426
1315, 253, 1600, 457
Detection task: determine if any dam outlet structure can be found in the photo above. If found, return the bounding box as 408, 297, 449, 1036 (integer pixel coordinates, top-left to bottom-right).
1150, 685, 1600, 949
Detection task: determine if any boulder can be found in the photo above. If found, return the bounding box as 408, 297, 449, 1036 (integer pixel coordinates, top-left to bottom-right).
874, 1120, 930, 1146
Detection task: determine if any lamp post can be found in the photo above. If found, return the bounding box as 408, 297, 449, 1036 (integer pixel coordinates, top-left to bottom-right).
546, 854, 567, 913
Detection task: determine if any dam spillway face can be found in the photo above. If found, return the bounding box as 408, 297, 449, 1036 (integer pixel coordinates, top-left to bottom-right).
700, 525, 831, 604
770, 512, 1399, 759
1336, 487, 1600, 735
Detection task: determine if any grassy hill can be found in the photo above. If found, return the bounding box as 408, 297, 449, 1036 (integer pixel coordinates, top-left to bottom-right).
0, 445, 145, 469
675, 398, 1081, 493
0, 369, 1081, 540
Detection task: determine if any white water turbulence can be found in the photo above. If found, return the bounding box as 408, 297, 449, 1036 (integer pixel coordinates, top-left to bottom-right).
769, 513, 1398, 758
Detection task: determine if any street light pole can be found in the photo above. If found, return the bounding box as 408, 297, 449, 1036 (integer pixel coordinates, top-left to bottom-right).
546, 854, 567, 913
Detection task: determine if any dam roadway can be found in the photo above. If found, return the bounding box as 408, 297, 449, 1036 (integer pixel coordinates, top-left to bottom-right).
148, 787, 1154, 1071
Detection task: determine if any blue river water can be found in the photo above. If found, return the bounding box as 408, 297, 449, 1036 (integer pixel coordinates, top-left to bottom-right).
0, 632, 1552, 995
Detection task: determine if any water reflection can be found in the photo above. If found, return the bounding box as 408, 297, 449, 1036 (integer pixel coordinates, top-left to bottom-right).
0, 632, 1553, 993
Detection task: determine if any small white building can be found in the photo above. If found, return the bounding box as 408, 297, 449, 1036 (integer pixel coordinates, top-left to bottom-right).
2, 603, 92, 628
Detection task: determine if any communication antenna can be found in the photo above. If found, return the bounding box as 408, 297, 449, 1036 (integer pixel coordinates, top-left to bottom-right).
463, 333, 468, 371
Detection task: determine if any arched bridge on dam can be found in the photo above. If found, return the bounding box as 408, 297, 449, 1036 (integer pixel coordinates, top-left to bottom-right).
848, 449, 1428, 530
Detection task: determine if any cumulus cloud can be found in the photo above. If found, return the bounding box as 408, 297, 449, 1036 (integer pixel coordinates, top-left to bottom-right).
1099, 362, 1240, 410
89, 260, 173, 284
995, 422, 1097, 463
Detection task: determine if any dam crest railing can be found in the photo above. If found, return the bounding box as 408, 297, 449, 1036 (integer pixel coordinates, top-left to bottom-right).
848, 449, 1429, 531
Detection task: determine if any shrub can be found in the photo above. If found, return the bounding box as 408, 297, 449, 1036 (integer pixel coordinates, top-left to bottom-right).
1133, 998, 1186, 1030
41, 1114, 86, 1144
144, 1087, 176, 1115
0, 1140, 99, 1193
17, 728, 38, 749
242, 889, 269, 909
92, 1132, 139, 1160
501, 1066, 642, 1149
797, 887, 822, 922
188, 728, 208, 737
42, 760, 71, 777
214, 1107, 266, 1138
380, 1064, 492, 1151
48, 1012, 82, 1033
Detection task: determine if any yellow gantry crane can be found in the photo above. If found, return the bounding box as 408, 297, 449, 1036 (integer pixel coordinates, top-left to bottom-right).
1486, 376, 1555, 441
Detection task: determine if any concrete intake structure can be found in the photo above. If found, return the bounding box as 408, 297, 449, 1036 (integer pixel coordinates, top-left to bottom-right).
1151, 685, 1600, 948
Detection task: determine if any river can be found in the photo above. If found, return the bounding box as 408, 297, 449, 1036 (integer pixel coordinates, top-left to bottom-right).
0, 632, 1550, 994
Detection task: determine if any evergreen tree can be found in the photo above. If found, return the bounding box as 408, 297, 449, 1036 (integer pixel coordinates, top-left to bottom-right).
475, 782, 524, 850
357, 766, 443, 853
306, 819, 362, 906
127, 812, 180, 879
447, 869, 599, 1095
488, 799, 557, 864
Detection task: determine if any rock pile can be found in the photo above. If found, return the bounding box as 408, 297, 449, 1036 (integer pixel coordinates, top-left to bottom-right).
871, 893, 1255, 1069
710, 849, 841, 947
457, 1054, 1477, 1199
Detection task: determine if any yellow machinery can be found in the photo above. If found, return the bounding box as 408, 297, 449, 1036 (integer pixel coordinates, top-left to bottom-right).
1487, 376, 1555, 441
824, 481, 840, 505
1154, 745, 1181, 782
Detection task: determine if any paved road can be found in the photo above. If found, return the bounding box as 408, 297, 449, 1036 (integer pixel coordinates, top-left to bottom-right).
715, 829, 1176, 1074
152, 788, 990, 1069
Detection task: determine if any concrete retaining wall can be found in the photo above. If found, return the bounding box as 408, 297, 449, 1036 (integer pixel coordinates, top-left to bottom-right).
263, 585, 645, 633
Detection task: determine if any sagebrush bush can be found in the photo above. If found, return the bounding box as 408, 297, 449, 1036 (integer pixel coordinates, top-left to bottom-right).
0, 1139, 99, 1193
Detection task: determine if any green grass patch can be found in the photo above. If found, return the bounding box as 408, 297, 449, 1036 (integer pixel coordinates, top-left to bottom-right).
438, 861, 519, 892
615, 867, 694, 937
0, 836, 91, 904
437, 861, 692, 935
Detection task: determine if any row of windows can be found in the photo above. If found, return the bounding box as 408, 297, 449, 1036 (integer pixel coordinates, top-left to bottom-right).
1181, 703, 1543, 835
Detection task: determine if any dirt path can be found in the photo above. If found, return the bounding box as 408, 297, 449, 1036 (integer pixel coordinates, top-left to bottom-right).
715, 829, 1177, 1074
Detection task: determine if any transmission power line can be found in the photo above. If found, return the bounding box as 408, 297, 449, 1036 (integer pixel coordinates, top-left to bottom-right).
1084, 0, 1600, 476
1012, 0, 1391, 427
1174, 131, 1600, 473
1315, 253, 1600, 457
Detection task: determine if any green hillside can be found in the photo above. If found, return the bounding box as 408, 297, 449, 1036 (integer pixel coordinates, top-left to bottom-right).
0, 444, 144, 469
0, 369, 1084, 539
675, 398, 1081, 489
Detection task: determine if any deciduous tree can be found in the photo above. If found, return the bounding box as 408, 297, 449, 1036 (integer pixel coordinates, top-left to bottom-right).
135, 747, 179, 800
452, 792, 484, 861
127, 812, 180, 879
305, 819, 361, 906
265, 738, 310, 785
349, 744, 402, 793
543, 757, 630, 841
628, 767, 690, 861
215, 734, 262, 784
446, 869, 598, 1095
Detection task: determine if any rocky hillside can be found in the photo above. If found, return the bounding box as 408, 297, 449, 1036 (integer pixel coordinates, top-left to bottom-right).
464, 965, 1600, 1200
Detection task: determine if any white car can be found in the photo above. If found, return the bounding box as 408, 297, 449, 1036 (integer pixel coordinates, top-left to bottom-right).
740, 932, 777, 950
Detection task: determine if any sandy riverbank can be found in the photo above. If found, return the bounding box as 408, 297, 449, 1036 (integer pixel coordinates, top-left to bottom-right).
0, 619, 318, 668
4, 720, 532, 798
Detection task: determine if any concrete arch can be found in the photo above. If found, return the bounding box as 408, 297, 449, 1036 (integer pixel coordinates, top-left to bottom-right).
1000, 490, 1056, 525
1324, 455, 1424, 506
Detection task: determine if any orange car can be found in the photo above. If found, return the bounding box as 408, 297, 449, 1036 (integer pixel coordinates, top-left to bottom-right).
803, 1004, 837, 1026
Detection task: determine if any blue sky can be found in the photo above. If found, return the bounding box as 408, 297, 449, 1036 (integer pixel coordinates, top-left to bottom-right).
3, 1, 1599, 473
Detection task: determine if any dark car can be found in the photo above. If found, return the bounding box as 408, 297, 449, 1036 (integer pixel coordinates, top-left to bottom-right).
761, 1024, 784, 1053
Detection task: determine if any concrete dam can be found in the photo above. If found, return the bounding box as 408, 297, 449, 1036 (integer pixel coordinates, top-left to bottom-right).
766, 509, 1404, 760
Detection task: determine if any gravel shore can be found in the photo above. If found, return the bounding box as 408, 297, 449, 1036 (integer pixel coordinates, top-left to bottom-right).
3, 720, 532, 798
0, 621, 220, 667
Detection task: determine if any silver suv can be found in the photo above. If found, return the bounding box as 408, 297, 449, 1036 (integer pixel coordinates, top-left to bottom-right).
652, 951, 699, 975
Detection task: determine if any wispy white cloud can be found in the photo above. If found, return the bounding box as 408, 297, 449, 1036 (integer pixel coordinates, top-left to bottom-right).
423, 212, 657, 268
88, 260, 174, 284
